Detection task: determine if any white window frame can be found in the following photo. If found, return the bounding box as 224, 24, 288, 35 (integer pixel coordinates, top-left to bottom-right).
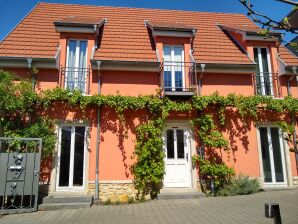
257, 125, 288, 187
255, 47, 274, 96
56, 124, 88, 191
163, 45, 185, 91
65, 39, 88, 93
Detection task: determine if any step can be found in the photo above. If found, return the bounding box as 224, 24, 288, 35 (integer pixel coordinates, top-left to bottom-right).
38, 202, 91, 211
42, 195, 93, 204
158, 189, 205, 200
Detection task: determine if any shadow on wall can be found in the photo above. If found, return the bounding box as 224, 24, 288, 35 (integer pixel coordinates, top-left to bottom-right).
100, 107, 148, 178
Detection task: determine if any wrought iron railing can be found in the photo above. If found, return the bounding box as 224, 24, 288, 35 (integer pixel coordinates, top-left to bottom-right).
61, 67, 90, 95
253, 72, 281, 98
161, 61, 197, 94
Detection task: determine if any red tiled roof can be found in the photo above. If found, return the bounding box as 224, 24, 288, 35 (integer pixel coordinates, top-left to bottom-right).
146, 20, 195, 31
0, 2, 297, 65
55, 16, 104, 25
279, 45, 298, 66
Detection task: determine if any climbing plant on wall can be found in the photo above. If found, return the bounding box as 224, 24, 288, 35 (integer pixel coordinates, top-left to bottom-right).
1, 70, 298, 198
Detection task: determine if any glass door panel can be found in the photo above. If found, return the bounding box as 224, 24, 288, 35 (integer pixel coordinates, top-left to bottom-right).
176, 130, 185, 159
58, 125, 86, 190
270, 128, 284, 183
58, 126, 72, 187
73, 127, 85, 187
166, 130, 174, 159
254, 48, 273, 96
260, 127, 272, 183
66, 40, 88, 93
259, 127, 286, 185
163, 46, 184, 91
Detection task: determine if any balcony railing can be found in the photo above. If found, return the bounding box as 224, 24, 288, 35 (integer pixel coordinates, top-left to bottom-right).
253, 72, 281, 98
61, 67, 90, 95
161, 61, 197, 96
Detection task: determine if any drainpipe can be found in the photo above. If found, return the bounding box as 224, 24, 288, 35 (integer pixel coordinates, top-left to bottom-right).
287, 66, 298, 168
95, 106, 101, 200
95, 61, 102, 201
27, 58, 34, 90
198, 64, 205, 95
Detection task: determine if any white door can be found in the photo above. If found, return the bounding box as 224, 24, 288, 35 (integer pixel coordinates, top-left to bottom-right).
259, 127, 287, 187
56, 125, 87, 191
66, 40, 88, 93
163, 128, 191, 188
163, 46, 184, 91
253, 47, 274, 96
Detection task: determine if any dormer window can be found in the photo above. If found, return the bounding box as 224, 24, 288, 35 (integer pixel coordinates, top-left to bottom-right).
253, 47, 274, 96
65, 40, 88, 93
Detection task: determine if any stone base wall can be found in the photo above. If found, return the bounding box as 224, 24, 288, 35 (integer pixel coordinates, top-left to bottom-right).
88, 182, 137, 203
293, 176, 298, 187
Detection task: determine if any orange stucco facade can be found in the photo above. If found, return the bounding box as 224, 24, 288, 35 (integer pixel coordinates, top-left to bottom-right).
2, 8, 298, 196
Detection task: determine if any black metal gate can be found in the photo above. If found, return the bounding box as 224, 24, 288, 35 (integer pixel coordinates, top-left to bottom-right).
0, 137, 42, 214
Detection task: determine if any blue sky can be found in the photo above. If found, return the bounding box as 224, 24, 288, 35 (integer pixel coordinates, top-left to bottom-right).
0, 0, 296, 42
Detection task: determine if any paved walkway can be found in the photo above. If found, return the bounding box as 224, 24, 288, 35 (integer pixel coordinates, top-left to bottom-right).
1, 189, 298, 224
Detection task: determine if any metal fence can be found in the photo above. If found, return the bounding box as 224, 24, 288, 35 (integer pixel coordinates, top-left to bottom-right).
0, 137, 42, 214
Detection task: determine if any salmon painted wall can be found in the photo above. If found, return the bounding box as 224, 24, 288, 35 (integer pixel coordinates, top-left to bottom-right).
200, 73, 254, 96
95, 108, 148, 181
100, 70, 159, 96
3, 68, 59, 92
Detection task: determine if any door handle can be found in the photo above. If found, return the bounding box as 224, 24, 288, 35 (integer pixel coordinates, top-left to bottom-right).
186, 153, 188, 162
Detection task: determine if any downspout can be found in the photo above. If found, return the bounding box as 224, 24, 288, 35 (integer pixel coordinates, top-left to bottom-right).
27, 58, 34, 90
198, 64, 205, 96
287, 66, 298, 168
95, 60, 102, 201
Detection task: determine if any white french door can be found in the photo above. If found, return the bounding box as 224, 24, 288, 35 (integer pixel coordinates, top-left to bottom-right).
253, 47, 274, 96
163, 127, 191, 188
163, 46, 185, 91
258, 127, 287, 187
57, 125, 87, 191
65, 40, 88, 93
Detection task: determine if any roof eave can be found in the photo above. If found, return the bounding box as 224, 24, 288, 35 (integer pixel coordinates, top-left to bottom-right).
91, 59, 161, 72
0, 57, 57, 69
196, 62, 257, 74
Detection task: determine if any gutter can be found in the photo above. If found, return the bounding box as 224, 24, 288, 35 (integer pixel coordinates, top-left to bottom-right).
196, 63, 257, 74
0, 56, 57, 69
95, 60, 102, 201
91, 59, 161, 72
95, 106, 101, 201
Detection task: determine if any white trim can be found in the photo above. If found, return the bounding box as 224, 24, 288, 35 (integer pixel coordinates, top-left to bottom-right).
56, 124, 88, 192
257, 125, 288, 188
255, 47, 274, 96
65, 39, 88, 93
163, 122, 192, 188
163, 45, 185, 90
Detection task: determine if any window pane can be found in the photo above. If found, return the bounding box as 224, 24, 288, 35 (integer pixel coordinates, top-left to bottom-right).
254, 48, 262, 95
66, 40, 77, 91
177, 130, 185, 159
270, 128, 284, 182
59, 126, 72, 187
163, 46, 171, 61
78, 41, 87, 92
260, 127, 272, 183
73, 127, 85, 186
173, 47, 183, 62
166, 130, 174, 159
164, 71, 172, 89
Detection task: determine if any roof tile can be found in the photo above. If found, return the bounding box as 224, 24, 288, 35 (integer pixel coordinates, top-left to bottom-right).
0, 2, 297, 65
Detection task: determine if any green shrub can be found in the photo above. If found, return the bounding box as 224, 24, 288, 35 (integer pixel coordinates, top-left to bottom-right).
216, 176, 260, 196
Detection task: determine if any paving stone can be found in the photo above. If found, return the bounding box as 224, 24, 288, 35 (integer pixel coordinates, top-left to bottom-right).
0, 189, 298, 224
